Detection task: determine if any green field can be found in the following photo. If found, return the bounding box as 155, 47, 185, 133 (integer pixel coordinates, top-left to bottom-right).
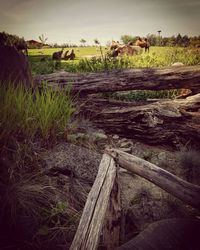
28, 46, 200, 75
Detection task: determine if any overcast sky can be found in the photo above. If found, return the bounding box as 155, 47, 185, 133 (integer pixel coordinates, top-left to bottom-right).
0, 0, 200, 45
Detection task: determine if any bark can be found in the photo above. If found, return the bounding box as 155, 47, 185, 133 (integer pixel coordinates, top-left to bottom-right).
34, 65, 200, 95
106, 148, 200, 210
79, 94, 200, 147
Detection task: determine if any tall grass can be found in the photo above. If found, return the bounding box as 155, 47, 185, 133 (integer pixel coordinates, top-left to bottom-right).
65, 56, 132, 73
0, 83, 75, 141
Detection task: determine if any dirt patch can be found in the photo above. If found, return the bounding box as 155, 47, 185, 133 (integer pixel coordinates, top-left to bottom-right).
41, 133, 199, 247
42, 142, 102, 183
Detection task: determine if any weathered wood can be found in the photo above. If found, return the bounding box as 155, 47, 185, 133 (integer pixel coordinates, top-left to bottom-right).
106, 148, 200, 210
70, 154, 118, 250
102, 171, 122, 249
34, 65, 200, 95
80, 94, 200, 147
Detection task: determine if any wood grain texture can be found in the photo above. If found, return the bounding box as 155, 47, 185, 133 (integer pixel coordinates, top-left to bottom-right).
106, 148, 200, 209
70, 154, 117, 250
34, 65, 200, 95
80, 94, 200, 147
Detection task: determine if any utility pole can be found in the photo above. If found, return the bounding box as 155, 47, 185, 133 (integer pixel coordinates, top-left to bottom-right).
157, 30, 162, 46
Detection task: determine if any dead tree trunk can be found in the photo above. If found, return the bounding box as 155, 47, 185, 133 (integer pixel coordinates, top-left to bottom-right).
79, 94, 200, 147
34, 65, 200, 95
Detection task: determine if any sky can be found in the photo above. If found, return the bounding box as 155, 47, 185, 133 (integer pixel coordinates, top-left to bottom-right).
0, 0, 200, 45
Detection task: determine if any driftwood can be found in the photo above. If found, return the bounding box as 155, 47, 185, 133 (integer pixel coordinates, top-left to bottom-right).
79, 94, 200, 147
70, 154, 121, 250
34, 65, 200, 95
106, 148, 200, 210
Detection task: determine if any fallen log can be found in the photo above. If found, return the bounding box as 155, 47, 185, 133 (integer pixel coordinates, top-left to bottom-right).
79, 94, 200, 147
106, 148, 200, 210
34, 65, 200, 95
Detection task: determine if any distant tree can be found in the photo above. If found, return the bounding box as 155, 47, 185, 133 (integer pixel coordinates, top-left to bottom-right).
146, 34, 158, 46
182, 35, 190, 47
94, 38, 100, 45
190, 36, 200, 47
121, 35, 137, 44
39, 34, 48, 45
161, 37, 170, 46
175, 33, 182, 46
80, 38, 86, 46
168, 36, 176, 47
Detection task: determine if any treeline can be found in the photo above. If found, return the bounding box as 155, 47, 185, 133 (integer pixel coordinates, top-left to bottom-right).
121, 34, 200, 47
1, 31, 200, 49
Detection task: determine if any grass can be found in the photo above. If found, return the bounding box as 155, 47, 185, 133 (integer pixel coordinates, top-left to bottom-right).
103, 89, 178, 101
28, 46, 199, 101
0, 83, 75, 141
0, 160, 81, 250
28, 46, 200, 75
0, 83, 80, 249
178, 149, 200, 184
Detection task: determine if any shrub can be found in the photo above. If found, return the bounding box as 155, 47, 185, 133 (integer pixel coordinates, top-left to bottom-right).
178, 150, 200, 183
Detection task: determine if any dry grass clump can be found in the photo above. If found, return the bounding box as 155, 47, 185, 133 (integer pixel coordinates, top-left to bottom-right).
178, 149, 200, 184
0, 153, 81, 250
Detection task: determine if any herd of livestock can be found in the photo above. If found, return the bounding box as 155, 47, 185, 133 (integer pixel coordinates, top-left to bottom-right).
51, 37, 150, 61
12, 36, 150, 60
110, 37, 150, 57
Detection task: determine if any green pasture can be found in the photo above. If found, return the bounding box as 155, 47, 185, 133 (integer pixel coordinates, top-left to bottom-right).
28, 46, 107, 58
28, 46, 200, 75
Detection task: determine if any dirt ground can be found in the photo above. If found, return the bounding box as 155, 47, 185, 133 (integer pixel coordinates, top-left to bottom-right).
41, 128, 199, 242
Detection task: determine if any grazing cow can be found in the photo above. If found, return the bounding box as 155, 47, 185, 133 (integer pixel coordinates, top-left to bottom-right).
52, 48, 64, 60
135, 37, 150, 52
